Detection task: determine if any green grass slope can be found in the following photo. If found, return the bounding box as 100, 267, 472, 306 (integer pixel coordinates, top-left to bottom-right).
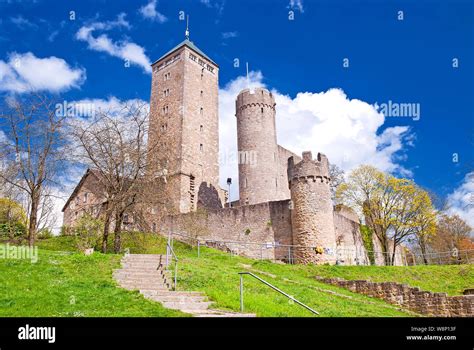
3, 233, 471, 317
0, 245, 185, 317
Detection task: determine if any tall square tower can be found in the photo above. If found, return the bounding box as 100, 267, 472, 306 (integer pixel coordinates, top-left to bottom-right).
148, 38, 221, 214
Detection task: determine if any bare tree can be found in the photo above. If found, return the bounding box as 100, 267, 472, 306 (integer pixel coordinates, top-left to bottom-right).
329, 163, 345, 202
70, 101, 161, 253
0, 93, 69, 245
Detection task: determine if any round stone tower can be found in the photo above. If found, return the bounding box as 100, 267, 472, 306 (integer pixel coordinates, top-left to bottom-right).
288, 151, 337, 264
236, 88, 279, 205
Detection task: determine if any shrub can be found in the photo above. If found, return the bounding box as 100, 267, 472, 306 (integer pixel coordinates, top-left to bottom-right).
360, 225, 375, 265
72, 214, 103, 252
37, 228, 54, 240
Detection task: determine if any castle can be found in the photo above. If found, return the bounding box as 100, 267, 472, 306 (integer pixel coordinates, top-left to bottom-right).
63, 34, 405, 266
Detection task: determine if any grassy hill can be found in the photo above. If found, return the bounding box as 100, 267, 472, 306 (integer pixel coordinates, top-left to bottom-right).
1, 233, 471, 317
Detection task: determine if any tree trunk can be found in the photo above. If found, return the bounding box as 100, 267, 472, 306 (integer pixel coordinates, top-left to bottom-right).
114, 211, 123, 253
102, 212, 111, 253
28, 195, 39, 246
419, 241, 428, 264
381, 238, 391, 266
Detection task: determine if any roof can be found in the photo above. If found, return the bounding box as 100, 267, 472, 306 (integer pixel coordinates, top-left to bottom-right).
151, 39, 218, 67
61, 169, 103, 212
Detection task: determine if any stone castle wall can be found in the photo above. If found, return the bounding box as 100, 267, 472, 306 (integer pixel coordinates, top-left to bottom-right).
333, 206, 369, 265
161, 200, 293, 260
317, 277, 474, 317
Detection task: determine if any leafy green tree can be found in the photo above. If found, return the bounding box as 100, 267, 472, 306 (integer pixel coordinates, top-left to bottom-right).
337, 165, 437, 265
0, 198, 27, 239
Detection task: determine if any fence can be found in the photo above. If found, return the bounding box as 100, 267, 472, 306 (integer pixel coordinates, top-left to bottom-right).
166, 231, 473, 266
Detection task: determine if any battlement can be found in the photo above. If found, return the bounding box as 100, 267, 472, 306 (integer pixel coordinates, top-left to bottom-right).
236, 88, 275, 113
287, 151, 330, 185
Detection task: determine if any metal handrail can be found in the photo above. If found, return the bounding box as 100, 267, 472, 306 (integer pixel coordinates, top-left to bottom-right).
166, 239, 179, 290
238, 272, 319, 315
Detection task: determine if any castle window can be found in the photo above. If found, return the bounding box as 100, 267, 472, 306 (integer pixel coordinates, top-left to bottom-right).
200, 107, 203, 116
152, 223, 157, 232
200, 144, 203, 151
200, 90, 203, 97
190, 175, 195, 206
123, 214, 129, 224
275, 178, 278, 188
164, 72, 171, 81
261, 107, 264, 113
162, 106, 169, 115
200, 125, 203, 132
245, 177, 248, 188
83, 192, 88, 203
163, 89, 170, 97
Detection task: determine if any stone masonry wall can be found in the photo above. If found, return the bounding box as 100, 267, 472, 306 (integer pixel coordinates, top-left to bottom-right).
161, 200, 294, 260
317, 277, 474, 317
333, 207, 369, 265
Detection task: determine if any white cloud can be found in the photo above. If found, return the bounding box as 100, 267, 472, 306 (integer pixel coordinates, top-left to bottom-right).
0, 52, 86, 93
75, 14, 151, 74
139, 0, 167, 23
10, 15, 37, 29
289, 0, 304, 13
222, 31, 238, 39
218, 72, 413, 200
447, 172, 474, 229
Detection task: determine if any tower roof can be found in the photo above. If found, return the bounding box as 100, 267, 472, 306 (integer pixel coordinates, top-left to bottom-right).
151, 39, 218, 67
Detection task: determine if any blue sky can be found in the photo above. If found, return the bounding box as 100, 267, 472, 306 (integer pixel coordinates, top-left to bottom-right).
0, 0, 473, 225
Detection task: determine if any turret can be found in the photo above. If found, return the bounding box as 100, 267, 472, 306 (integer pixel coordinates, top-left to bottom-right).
236, 88, 279, 205
288, 151, 336, 264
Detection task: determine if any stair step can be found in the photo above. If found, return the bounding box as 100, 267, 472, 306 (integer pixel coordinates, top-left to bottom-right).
114, 273, 163, 279
145, 295, 207, 303
163, 301, 213, 311
139, 290, 201, 297
118, 283, 168, 289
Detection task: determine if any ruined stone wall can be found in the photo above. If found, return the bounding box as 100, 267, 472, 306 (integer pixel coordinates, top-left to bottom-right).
161, 200, 294, 260
333, 206, 369, 265
317, 277, 474, 317
372, 235, 406, 266
288, 151, 337, 264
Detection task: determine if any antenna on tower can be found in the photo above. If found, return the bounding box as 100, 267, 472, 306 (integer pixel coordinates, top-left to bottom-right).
185, 15, 190, 40
246, 62, 250, 90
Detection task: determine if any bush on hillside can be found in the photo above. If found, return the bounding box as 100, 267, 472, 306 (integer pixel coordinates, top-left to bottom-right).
72, 214, 103, 252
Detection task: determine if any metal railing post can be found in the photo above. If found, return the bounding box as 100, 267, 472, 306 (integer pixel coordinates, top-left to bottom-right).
238, 272, 318, 315
174, 261, 178, 290
240, 274, 244, 312
166, 232, 170, 268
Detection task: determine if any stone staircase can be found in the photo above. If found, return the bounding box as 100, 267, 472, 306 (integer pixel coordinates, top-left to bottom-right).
113, 254, 255, 317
